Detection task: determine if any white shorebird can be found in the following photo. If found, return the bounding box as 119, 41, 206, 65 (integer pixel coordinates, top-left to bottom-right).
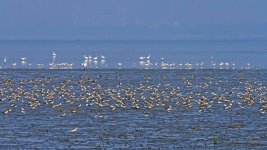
232, 63, 235, 69
200, 62, 204, 69
118, 62, 122, 69
185, 63, 192, 69
93, 56, 98, 60
146, 54, 150, 59
4, 57, 7, 63
225, 62, 229, 69
139, 54, 150, 60
139, 60, 145, 65
139, 54, 151, 68
100, 55, 106, 66
247, 63, 251, 69
52, 52, 56, 65
12, 62, 16, 68
100, 55, 106, 59
84, 55, 88, 59
139, 56, 146, 60
3, 57, 7, 68
37, 64, 44, 69
219, 62, 224, 69
82, 55, 89, 68
21, 58, 27, 65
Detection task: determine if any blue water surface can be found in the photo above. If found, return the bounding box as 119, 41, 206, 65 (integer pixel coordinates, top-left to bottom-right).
0, 39, 266, 69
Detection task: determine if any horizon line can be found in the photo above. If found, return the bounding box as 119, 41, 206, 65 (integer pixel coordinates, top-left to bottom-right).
0, 37, 267, 41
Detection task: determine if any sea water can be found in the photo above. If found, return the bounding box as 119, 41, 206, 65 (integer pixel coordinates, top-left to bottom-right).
0, 40, 267, 149
0, 69, 266, 149
0, 39, 266, 69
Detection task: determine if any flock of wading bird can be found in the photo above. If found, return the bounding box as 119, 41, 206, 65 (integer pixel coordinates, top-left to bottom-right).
1, 52, 255, 69
0, 70, 267, 116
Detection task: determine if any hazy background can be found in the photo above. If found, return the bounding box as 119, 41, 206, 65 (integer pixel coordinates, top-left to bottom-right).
0, 0, 267, 40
